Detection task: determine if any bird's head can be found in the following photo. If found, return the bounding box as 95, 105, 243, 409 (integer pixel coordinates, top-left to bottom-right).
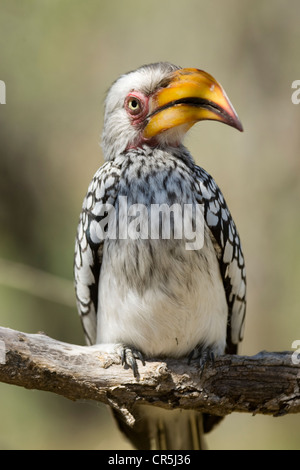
102, 62, 243, 160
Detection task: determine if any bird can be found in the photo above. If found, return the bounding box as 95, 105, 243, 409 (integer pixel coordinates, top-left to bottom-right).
74, 62, 246, 450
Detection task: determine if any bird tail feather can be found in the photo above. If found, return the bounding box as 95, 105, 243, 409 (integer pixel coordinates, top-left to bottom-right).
114, 406, 206, 450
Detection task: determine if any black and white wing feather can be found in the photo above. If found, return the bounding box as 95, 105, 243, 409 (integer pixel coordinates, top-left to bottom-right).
194, 165, 246, 354
74, 161, 121, 345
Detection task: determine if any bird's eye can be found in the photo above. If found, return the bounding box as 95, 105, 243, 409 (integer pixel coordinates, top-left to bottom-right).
128, 98, 140, 112
125, 95, 144, 116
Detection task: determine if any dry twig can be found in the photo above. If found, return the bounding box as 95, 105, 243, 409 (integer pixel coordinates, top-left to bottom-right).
0, 326, 299, 426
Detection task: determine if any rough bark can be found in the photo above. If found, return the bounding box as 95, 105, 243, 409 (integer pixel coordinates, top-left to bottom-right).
0, 326, 299, 427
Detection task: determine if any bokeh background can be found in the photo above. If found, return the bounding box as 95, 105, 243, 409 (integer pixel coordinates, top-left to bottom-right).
0, 0, 299, 450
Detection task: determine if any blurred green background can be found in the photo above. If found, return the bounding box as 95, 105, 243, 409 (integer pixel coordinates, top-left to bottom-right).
0, 0, 300, 450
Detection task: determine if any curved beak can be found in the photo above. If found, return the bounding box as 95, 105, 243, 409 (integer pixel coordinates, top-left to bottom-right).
143, 68, 243, 139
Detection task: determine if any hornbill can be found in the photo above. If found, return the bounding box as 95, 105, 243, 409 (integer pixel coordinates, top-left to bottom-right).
74, 62, 246, 450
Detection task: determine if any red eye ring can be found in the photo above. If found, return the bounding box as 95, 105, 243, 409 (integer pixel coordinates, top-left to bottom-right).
124, 92, 148, 121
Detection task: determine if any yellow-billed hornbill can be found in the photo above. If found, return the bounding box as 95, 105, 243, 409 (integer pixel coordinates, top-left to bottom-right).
74, 62, 246, 450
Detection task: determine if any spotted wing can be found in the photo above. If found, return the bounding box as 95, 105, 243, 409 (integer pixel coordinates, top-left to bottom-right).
74, 161, 120, 345
194, 165, 246, 354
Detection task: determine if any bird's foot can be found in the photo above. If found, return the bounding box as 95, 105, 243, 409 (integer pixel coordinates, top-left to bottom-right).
116, 344, 145, 378
188, 344, 215, 376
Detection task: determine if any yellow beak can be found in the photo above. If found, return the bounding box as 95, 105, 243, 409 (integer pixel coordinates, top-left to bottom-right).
143, 68, 243, 139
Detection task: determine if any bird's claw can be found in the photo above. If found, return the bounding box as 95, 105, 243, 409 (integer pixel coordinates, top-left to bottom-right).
188, 344, 215, 376
118, 345, 145, 378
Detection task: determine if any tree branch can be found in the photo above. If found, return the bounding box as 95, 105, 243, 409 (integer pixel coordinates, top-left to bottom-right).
0, 326, 299, 427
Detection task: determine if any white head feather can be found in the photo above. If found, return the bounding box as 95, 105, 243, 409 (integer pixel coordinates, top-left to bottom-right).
101, 63, 181, 161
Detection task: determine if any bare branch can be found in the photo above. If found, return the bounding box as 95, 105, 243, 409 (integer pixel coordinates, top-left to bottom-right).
0, 326, 299, 427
